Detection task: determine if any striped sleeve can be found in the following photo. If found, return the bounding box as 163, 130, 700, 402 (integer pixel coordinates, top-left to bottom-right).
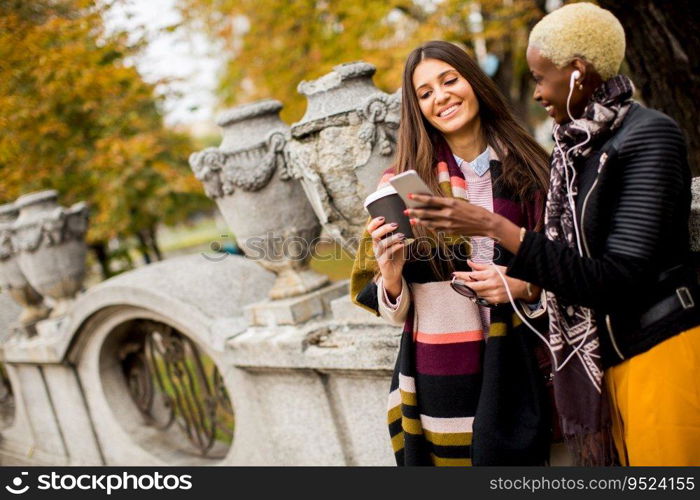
605, 114, 688, 260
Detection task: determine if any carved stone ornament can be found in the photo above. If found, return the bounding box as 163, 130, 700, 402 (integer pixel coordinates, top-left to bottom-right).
287, 62, 401, 254
189, 99, 328, 300
0, 202, 50, 327
13, 204, 89, 253
0, 204, 15, 262
12, 191, 89, 318
189, 131, 291, 199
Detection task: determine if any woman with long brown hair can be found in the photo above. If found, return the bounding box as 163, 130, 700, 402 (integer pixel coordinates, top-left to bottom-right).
351, 41, 552, 465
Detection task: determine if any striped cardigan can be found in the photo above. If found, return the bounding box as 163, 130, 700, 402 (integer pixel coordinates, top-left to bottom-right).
352, 138, 551, 465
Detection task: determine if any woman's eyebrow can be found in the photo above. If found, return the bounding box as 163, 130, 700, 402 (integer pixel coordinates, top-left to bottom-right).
415, 69, 456, 91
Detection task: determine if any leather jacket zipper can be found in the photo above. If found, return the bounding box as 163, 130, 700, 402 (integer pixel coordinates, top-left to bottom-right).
580, 152, 625, 361
605, 314, 625, 361
580, 153, 606, 258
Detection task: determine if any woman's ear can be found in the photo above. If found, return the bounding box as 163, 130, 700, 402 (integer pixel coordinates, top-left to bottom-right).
571, 59, 587, 86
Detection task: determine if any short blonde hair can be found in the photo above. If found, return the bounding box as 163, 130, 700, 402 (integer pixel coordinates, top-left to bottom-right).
528, 2, 626, 80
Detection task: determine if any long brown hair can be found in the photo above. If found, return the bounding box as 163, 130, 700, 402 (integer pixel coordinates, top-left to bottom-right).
395, 41, 550, 277
397, 41, 549, 203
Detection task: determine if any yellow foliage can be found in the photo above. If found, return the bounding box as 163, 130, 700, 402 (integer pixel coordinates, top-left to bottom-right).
177, 0, 545, 124
0, 0, 209, 244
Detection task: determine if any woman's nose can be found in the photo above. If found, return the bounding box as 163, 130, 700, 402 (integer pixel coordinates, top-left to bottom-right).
532, 87, 541, 102
434, 87, 449, 104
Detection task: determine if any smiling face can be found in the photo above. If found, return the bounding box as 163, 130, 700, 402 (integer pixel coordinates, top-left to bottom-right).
526, 46, 590, 125
412, 58, 480, 138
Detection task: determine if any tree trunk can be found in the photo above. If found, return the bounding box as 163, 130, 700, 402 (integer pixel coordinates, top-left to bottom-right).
135, 230, 152, 265
598, 0, 700, 175
89, 241, 111, 280
147, 225, 162, 261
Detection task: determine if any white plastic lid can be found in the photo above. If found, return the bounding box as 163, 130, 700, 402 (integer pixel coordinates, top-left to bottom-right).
363, 185, 398, 209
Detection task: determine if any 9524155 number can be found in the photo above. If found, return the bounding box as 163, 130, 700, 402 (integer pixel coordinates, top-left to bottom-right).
626, 476, 695, 491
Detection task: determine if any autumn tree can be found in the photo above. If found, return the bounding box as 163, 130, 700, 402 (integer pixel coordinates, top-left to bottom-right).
176, 0, 546, 125
0, 0, 209, 277
597, 0, 700, 175
176, 0, 410, 122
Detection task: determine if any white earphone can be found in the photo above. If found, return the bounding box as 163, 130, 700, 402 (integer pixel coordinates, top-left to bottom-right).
570, 69, 581, 90
486, 66, 594, 373
553, 67, 590, 258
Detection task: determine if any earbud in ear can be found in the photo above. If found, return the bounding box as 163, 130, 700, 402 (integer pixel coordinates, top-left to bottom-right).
569, 70, 582, 90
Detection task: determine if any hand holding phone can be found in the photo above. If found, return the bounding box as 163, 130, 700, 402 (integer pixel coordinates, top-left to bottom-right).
389, 170, 433, 208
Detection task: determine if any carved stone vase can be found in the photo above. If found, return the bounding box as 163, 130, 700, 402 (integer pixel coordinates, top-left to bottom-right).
189, 99, 328, 300
286, 62, 401, 255
12, 191, 89, 317
0, 202, 51, 326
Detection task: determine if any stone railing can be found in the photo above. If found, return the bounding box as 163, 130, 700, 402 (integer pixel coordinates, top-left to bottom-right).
1, 60, 699, 467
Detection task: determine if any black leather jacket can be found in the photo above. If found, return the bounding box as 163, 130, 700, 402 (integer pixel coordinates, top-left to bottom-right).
508, 103, 700, 367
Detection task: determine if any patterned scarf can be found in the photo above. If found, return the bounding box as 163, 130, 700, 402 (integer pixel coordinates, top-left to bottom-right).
350, 139, 472, 315
545, 75, 634, 465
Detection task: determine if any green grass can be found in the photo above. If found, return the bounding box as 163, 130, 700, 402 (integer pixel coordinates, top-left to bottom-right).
158, 217, 228, 254
158, 216, 355, 281
309, 242, 354, 281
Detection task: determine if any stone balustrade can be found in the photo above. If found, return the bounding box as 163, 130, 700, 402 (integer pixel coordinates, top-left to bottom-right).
1, 61, 699, 466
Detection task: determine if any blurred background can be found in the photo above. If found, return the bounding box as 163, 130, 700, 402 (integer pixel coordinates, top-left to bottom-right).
1, 0, 697, 286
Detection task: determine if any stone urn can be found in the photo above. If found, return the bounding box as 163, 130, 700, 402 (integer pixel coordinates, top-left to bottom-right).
189, 99, 328, 300
12, 190, 89, 317
0, 202, 51, 326
286, 61, 401, 254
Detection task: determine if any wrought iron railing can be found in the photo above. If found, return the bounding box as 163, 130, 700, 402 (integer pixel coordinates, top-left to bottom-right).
119, 320, 234, 458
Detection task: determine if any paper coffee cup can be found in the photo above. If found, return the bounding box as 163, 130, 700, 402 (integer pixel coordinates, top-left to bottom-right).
364, 185, 414, 241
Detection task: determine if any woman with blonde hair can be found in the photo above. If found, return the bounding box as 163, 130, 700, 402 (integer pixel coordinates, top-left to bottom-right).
407, 3, 700, 465
351, 41, 553, 465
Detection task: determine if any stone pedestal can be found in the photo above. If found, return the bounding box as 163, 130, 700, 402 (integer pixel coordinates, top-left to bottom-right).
226, 317, 401, 465
36, 315, 71, 339
1, 314, 73, 364
330, 293, 386, 325
244, 281, 348, 327
8, 321, 38, 339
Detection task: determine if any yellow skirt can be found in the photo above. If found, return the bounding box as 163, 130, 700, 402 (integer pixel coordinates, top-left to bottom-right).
605, 325, 700, 466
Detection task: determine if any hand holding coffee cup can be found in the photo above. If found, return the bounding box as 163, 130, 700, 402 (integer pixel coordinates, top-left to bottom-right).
366, 216, 406, 299
364, 185, 411, 299
363, 185, 414, 242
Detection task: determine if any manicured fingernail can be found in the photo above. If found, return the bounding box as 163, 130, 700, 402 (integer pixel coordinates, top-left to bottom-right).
410, 219, 416, 225
403, 209, 409, 215
397, 233, 405, 240
378, 216, 385, 221
390, 222, 398, 227
408, 193, 414, 200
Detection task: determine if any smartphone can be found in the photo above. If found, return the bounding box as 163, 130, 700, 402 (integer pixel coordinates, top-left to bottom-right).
389, 170, 433, 208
